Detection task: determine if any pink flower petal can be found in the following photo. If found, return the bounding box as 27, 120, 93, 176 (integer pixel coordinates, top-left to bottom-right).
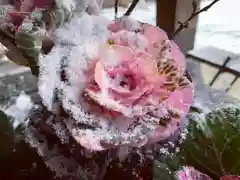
73, 133, 106, 151
95, 45, 135, 88
98, 45, 134, 67
142, 23, 168, 45
166, 86, 194, 118
133, 51, 159, 82
109, 85, 149, 105
147, 120, 179, 144
108, 19, 122, 33
110, 45, 134, 63
142, 23, 186, 72
147, 83, 194, 144
94, 61, 108, 90
176, 166, 212, 180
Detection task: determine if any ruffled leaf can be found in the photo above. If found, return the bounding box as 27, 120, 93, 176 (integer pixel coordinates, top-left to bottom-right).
0, 30, 30, 66
153, 160, 178, 180
6, 46, 30, 66
153, 154, 181, 180
15, 31, 42, 59
179, 105, 240, 179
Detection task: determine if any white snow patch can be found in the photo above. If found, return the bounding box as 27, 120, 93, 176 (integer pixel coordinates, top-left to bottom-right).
120, 16, 142, 32
5, 93, 33, 128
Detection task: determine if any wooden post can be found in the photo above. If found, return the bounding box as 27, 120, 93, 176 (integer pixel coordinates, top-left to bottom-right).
156, 0, 200, 53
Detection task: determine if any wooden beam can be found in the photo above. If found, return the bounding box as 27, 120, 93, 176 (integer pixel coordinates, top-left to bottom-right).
156, 0, 177, 37
156, 0, 200, 53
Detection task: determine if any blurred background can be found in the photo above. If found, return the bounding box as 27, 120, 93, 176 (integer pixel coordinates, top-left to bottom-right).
101, 0, 240, 99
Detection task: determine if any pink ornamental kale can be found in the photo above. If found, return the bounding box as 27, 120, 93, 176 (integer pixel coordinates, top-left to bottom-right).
71, 17, 194, 151
176, 166, 212, 180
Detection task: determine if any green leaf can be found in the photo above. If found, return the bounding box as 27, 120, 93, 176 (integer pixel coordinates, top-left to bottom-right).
153, 160, 178, 180
0, 29, 29, 66
152, 154, 181, 180
179, 105, 240, 179
6, 45, 30, 66
0, 110, 14, 158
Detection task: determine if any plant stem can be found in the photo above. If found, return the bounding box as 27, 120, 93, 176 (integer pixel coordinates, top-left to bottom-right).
173, 0, 220, 38
124, 0, 139, 16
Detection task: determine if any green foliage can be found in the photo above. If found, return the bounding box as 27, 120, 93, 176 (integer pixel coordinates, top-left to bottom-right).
0, 110, 53, 179
6, 42, 31, 67
15, 31, 42, 59
1, 30, 40, 76
0, 110, 14, 158
42, 8, 70, 29
153, 154, 180, 180
153, 160, 177, 180
179, 105, 240, 179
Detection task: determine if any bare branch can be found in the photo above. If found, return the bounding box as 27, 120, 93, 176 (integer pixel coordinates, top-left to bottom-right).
192, 0, 198, 13
124, 0, 139, 16
173, 0, 220, 38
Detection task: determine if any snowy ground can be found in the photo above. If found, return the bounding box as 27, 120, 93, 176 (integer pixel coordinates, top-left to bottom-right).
195, 0, 240, 54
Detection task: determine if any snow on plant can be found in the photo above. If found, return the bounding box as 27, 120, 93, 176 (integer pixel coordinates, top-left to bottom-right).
4, 92, 33, 128
38, 13, 194, 151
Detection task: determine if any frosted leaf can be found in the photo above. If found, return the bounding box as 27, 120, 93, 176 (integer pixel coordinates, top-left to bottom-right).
119, 16, 142, 32
60, 84, 103, 127
54, 13, 110, 45
87, 0, 104, 15
0, 42, 7, 58
99, 45, 121, 67
0, 5, 14, 22
38, 13, 111, 122
117, 146, 130, 162
19, 18, 33, 31
135, 34, 148, 49
4, 92, 33, 128
38, 46, 65, 110
52, 122, 69, 144
25, 127, 49, 157
56, 0, 76, 11
55, 0, 88, 13
25, 126, 89, 179
46, 156, 74, 177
